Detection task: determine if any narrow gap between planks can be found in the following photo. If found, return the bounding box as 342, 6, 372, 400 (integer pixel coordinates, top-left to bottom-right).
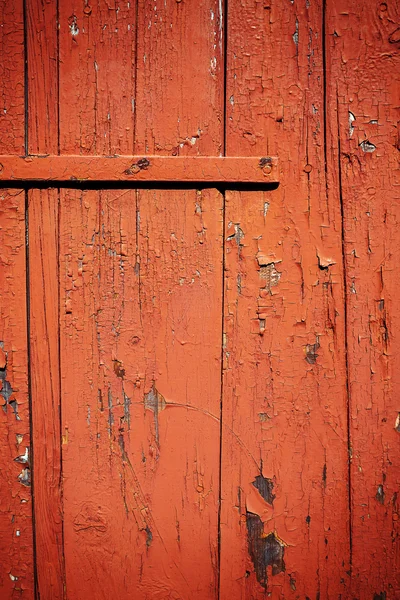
218, 0, 229, 596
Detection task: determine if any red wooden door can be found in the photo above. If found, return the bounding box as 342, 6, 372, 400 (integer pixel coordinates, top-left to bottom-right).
0, 1, 399, 599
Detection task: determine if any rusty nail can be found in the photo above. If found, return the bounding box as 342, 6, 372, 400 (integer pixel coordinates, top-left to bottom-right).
304, 164, 312, 173
262, 165, 272, 175
259, 157, 272, 168
0, 163, 3, 173
137, 157, 150, 170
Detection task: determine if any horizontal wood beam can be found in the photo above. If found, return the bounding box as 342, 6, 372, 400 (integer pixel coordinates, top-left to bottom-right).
0, 155, 279, 184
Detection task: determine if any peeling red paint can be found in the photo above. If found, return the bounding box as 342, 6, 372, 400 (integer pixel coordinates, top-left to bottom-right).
0, 0, 399, 598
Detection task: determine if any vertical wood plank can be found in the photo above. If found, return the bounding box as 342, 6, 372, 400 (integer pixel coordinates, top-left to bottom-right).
134, 0, 224, 155
28, 189, 64, 599
326, 1, 400, 595
27, 0, 58, 155
0, 1, 33, 596
26, 2, 64, 597
60, 188, 223, 599
0, 0, 25, 155
58, 0, 136, 155
220, 2, 350, 597
0, 189, 33, 597
26, 1, 64, 597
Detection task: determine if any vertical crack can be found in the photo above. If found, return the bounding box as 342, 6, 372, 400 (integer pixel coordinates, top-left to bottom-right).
324, 0, 352, 576
217, 189, 226, 600
25, 191, 38, 597
57, 187, 67, 597
336, 88, 353, 569
218, 2, 229, 595
322, 0, 329, 208
23, 0, 28, 155
132, 0, 140, 152
57, 0, 60, 155
222, 0, 228, 157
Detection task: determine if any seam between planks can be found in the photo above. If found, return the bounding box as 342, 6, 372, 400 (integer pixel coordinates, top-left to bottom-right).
25, 191, 39, 598
57, 188, 67, 599
217, 189, 226, 600
336, 88, 353, 571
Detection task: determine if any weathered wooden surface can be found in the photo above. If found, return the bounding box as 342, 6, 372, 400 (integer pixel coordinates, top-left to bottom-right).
58, 0, 136, 155
0, 1, 34, 597
26, 3, 65, 597
0, 0, 25, 155
134, 0, 224, 156
59, 187, 223, 599
220, 2, 350, 597
327, 1, 400, 597
0, 0, 399, 597
0, 189, 33, 598
0, 156, 279, 183
28, 189, 64, 599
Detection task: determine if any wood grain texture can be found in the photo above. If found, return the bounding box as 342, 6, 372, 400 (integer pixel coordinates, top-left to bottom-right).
58, 0, 136, 155
1, 0, 398, 596
28, 189, 64, 599
0, 189, 33, 598
0, 0, 25, 154
326, 1, 400, 596
27, 0, 58, 155
220, 2, 350, 597
26, 2, 65, 597
0, 3, 33, 596
59, 187, 223, 599
134, 0, 224, 156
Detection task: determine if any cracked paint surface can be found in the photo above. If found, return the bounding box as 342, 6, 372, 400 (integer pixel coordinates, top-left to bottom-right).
0, 0, 399, 598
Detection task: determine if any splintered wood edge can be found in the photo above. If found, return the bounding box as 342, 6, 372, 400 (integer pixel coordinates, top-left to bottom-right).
0, 155, 279, 183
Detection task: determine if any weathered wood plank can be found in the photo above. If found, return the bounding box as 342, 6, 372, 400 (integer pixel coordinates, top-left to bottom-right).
0, 155, 279, 183
134, 0, 224, 155
0, 2, 33, 596
59, 187, 223, 599
26, 0, 58, 155
58, 0, 136, 155
26, 2, 65, 597
0, 0, 25, 155
220, 2, 350, 597
0, 189, 33, 598
28, 190, 64, 599
326, 1, 400, 595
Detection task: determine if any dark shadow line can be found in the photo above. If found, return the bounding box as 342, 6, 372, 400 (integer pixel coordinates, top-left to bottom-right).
24, 191, 39, 599
336, 88, 353, 570
217, 189, 226, 600
0, 181, 279, 192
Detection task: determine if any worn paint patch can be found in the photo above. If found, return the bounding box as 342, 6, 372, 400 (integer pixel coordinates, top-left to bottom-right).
144, 386, 166, 446
246, 512, 286, 588
349, 111, 355, 137
258, 262, 281, 294
376, 485, 385, 505
18, 468, 31, 487
226, 223, 244, 249
395, 413, 400, 433
359, 139, 376, 153
0, 349, 19, 419
305, 338, 320, 364
113, 359, 125, 379
252, 475, 275, 506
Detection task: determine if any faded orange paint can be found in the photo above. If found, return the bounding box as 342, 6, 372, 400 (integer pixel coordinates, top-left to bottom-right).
0, 0, 399, 599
